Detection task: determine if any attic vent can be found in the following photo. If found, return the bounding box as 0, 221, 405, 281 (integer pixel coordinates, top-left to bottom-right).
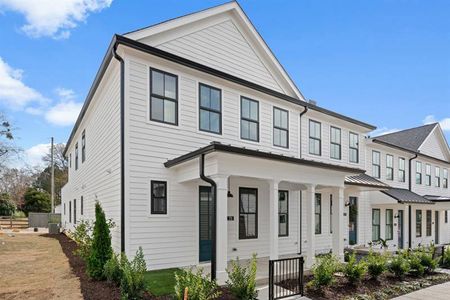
308, 99, 317, 106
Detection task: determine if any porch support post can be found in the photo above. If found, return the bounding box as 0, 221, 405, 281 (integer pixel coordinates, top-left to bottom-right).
305, 184, 316, 268
213, 175, 229, 284
269, 180, 280, 260
332, 187, 345, 262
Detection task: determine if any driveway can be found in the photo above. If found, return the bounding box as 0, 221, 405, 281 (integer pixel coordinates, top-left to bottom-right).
0, 232, 83, 300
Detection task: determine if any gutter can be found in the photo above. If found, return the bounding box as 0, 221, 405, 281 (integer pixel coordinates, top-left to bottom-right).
199, 154, 217, 281
112, 44, 126, 253
299, 106, 308, 158
407, 153, 418, 250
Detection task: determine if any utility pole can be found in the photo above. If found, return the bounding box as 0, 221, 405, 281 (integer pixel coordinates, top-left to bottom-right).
51, 137, 55, 214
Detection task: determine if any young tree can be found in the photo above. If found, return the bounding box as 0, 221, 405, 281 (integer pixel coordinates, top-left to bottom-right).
0, 193, 16, 216
22, 187, 51, 215
87, 201, 112, 280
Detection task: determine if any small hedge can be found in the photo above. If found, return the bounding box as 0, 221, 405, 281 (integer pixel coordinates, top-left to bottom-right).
226, 254, 258, 300
308, 254, 340, 288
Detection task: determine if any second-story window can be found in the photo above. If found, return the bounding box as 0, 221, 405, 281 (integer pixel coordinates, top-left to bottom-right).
199, 84, 221, 134
416, 161, 422, 184
309, 120, 321, 155
150, 69, 178, 125
330, 127, 341, 160
349, 132, 359, 163
69, 153, 72, 168
399, 157, 405, 182
436, 167, 441, 187
273, 107, 289, 148
372, 151, 380, 178
75, 143, 79, 170
444, 169, 448, 189
425, 164, 431, 186
386, 154, 394, 180
240, 97, 259, 142
81, 130, 86, 163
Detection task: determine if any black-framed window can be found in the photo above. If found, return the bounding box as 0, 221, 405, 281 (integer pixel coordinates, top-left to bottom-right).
74, 199, 77, 224
372, 151, 380, 178
444, 169, 448, 189
81, 196, 84, 215
150, 68, 178, 125
315, 193, 321, 234
446, 211, 448, 223
426, 210, 432, 236
273, 107, 289, 148
82, 130, 86, 163
151, 181, 167, 214
69, 153, 72, 168
399, 157, 405, 182
330, 126, 341, 160
64, 203, 66, 215
436, 167, 441, 187
199, 83, 221, 134
425, 164, 431, 186
372, 209, 380, 241
349, 132, 359, 163
69, 201, 72, 223
239, 187, 258, 239
416, 161, 422, 184
75, 143, 79, 170
416, 209, 422, 237
386, 154, 394, 180
278, 190, 288, 237
330, 195, 333, 234
240, 97, 259, 142
385, 209, 393, 240
309, 120, 321, 155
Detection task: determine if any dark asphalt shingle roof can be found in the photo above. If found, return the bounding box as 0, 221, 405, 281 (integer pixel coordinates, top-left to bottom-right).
381, 188, 434, 204
345, 173, 390, 188
423, 195, 450, 202
372, 123, 437, 152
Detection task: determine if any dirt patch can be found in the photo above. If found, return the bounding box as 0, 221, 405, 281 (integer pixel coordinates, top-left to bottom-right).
0, 233, 83, 300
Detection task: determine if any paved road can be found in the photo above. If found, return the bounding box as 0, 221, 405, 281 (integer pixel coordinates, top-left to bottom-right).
392, 281, 450, 300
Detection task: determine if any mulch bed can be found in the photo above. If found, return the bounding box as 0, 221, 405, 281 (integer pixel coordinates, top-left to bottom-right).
279, 272, 450, 299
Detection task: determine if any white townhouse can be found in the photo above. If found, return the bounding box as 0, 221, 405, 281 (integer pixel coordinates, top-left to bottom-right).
60, 1, 450, 283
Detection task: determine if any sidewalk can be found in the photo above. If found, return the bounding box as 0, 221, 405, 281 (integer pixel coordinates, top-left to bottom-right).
392, 281, 450, 300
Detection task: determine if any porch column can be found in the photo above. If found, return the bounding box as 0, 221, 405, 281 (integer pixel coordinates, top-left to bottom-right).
269, 180, 280, 260
332, 187, 345, 262
213, 175, 229, 284
305, 184, 316, 268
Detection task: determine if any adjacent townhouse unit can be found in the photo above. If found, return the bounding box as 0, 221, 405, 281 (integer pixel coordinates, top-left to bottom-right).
60, 1, 450, 283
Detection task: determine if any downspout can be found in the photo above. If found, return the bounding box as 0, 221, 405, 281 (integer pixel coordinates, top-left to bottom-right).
298, 106, 308, 254
299, 106, 309, 159
407, 153, 418, 249
199, 154, 217, 281
113, 43, 126, 253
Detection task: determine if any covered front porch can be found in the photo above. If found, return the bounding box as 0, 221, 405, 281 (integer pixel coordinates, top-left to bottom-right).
164, 142, 365, 283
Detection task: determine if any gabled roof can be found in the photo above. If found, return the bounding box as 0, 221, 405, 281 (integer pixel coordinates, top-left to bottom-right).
124, 1, 304, 100
373, 123, 437, 153
345, 173, 390, 189
381, 188, 434, 204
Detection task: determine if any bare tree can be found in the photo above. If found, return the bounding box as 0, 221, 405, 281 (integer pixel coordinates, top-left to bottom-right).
42, 143, 67, 170
0, 167, 37, 208
0, 113, 20, 167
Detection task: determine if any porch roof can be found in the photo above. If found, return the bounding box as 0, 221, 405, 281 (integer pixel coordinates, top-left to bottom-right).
381, 188, 434, 204
345, 173, 390, 189
423, 195, 450, 202
164, 142, 365, 174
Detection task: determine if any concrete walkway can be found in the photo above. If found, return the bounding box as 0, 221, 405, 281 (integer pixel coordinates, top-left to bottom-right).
392, 281, 450, 300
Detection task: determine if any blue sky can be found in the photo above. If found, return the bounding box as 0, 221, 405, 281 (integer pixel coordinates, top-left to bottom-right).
0, 0, 449, 165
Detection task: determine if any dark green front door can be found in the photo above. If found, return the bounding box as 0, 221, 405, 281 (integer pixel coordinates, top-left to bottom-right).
398, 210, 404, 249
349, 197, 358, 245
199, 186, 213, 262
435, 211, 439, 244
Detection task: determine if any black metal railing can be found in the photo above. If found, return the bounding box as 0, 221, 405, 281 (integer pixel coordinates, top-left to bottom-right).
268, 256, 304, 300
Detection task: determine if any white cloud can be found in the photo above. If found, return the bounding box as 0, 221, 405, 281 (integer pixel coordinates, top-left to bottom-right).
423, 115, 450, 131
0, 0, 112, 39
370, 127, 401, 137
0, 56, 48, 109
24, 143, 50, 167
45, 92, 82, 126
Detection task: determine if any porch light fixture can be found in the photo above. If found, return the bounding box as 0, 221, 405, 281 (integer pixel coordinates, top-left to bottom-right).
344, 200, 351, 207
394, 213, 399, 219
227, 177, 233, 198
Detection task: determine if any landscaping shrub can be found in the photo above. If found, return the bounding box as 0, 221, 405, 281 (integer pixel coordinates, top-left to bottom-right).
87, 201, 112, 280
104, 253, 122, 285
0, 193, 15, 216
13, 210, 26, 218
309, 254, 339, 288
226, 253, 258, 300
366, 251, 387, 280
174, 268, 221, 300
72, 219, 93, 260
388, 253, 410, 278
408, 251, 425, 277
441, 247, 450, 268
417, 248, 439, 274
342, 253, 366, 284
120, 247, 147, 300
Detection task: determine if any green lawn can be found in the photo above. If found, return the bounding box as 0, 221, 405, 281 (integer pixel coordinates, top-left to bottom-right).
144, 268, 180, 296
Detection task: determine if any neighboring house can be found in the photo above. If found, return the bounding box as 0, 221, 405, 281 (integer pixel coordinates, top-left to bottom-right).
60, 1, 450, 283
